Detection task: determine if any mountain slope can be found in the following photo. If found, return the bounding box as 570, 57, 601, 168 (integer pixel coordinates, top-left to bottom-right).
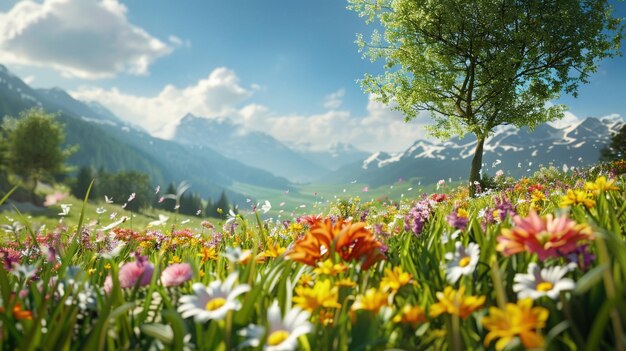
0, 64, 289, 202
325, 117, 623, 187
173, 113, 330, 183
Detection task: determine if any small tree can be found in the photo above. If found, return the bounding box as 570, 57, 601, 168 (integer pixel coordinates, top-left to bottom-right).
602, 123, 626, 161
349, 0, 624, 195
3, 108, 74, 201
71, 166, 96, 200
98, 171, 152, 212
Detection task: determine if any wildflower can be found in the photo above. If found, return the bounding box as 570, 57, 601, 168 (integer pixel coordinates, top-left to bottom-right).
445, 242, 480, 284
481, 298, 548, 351
447, 207, 469, 230
404, 199, 432, 236
178, 272, 250, 322
566, 243, 596, 272
314, 259, 347, 276
259, 239, 286, 260
429, 286, 485, 319
336, 278, 357, 288
161, 263, 193, 287
298, 274, 314, 287
513, 263, 574, 300
223, 247, 253, 264
168, 255, 182, 264
497, 210, 593, 261
198, 246, 218, 264
495, 170, 504, 178
351, 288, 389, 314
380, 266, 413, 293
0, 302, 33, 320
260, 200, 272, 214
530, 190, 545, 210
117, 257, 154, 289
293, 279, 341, 312
560, 189, 595, 208
430, 193, 447, 203
246, 301, 313, 351
287, 219, 384, 270
393, 305, 426, 326
585, 176, 619, 194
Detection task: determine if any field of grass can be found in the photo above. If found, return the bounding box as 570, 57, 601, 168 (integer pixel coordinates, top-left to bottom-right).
1, 161, 626, 350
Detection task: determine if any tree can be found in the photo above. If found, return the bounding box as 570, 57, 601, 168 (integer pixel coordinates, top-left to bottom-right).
71, 166, 96, 200
98, 171, 152, 212
2, 108, 74, 201
349, 0, 624, 195
602, 123, 626, 161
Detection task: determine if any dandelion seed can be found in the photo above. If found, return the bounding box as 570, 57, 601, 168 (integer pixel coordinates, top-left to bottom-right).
148, 214, 169, 227
261, 200, 272, 214
246, 198, 252, 203
196, 209, 201, 216
351, 180, 357, 183
105, 195, 114, 204
279, 202, 285, 207
181, 219, 190, 224
122, 203, 128, 209
155, 185, 160, 194
299, 204, 306, 208
174, 205, 180, 210
128, 193, 136, 202
408, 187, 413, 191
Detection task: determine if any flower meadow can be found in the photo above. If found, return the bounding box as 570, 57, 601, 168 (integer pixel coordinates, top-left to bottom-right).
1, 161, 626, 350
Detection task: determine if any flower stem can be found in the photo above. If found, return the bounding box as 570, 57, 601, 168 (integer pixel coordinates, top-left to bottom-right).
596, 237, 624, 351
490, 255, 507, 309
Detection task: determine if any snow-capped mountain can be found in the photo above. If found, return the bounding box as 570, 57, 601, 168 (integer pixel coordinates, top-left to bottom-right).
325, 116, 624, 187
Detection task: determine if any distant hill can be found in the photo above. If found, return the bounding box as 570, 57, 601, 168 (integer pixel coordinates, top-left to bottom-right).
0, 64, 289, 203
323, 116, 624, 187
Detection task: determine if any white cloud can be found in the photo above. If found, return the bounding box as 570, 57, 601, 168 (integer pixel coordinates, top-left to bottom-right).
72, 68, 431, 153
323, 89, 345, 110
238, 94, 431, 153
71, 67, 252, 137
0, 0, 172, 79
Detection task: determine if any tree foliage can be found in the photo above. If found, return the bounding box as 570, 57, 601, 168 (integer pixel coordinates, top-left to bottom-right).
2, 108, 74, 199
71, 166, 96, 200
602, 123, 626, 161
97, 170, 152, 212
349, 0, 624, 193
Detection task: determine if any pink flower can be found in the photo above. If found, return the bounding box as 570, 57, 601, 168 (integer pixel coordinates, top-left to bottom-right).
161, 263, 193, 287
118, 260, 154, 289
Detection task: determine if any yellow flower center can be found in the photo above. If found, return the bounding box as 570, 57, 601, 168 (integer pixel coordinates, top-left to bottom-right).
267, 330, 290, 346
205, 297, 226, 311
459, 257, 471, 268
536, 282, 553, 292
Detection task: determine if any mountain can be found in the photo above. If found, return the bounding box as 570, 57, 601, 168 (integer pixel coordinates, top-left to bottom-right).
325, 116, 624, 187
295, 142, 369, 172
0, 64, 289, 202
173, 113, 330, 183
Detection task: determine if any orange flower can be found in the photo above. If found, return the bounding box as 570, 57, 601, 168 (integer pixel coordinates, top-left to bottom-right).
0, 303, 33, 320
393, 305, 426, 326
287, 219, 384, 270
497, 210, 592, 261
482, 298, 548, 351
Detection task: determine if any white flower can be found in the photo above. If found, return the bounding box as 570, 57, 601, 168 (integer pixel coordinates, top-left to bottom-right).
265, 301, 312, 351
96, 207, 107, 215
444, 242, 480, 284
177, 272, 250, 322
223, 247, 252, 264
261, 200, 272, 214
239, 301, 312, 351
513, 263, 575, 300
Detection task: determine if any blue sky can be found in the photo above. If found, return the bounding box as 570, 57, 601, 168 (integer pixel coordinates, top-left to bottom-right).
0, 0, 624, 152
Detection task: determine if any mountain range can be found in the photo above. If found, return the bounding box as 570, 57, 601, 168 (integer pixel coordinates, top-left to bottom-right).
324, 116, 623, 187
1, 63, 621, 198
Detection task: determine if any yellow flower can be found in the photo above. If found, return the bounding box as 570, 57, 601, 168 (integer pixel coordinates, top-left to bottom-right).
393, 304, 426, 326
104, 263, 111, 270
198, 247, 218, 264
530, 190, 545, 210
560, 189, 595, 209
314, 259, 347, 276
380, 266, 413, 293
429, 286, 485, 319
481, 298, 549, 351
351, 288, 389, 314
585, 176, 619, 195
169, 255, 182, 264
260, 239, 286, 259
293, 279, 341, 312
457, 208, 469, 218
299, 273, 314, 287
336, 278, 357, 288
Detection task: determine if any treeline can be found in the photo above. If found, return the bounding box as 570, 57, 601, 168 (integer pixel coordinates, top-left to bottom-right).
71, 166, 238, 218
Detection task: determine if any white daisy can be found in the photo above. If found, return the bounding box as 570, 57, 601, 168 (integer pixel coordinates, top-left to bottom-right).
444, 242, 480, 284
239, 301, 313, 351
513, 263, 575, 300
177, 272, 250, 322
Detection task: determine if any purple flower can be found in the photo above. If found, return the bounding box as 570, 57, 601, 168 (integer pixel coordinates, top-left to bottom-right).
404, 199, 432, 236
447, 206, 468, 231
565, 244, 596, 272
494, 195, 515, 221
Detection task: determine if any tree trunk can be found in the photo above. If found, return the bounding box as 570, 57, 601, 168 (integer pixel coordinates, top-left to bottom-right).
469, 137, 485, 197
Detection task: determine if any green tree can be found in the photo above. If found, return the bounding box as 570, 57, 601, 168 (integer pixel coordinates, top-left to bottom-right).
349, 0, 624, 195
71, 166, 96, 200
207, 191, 230, 219
98, 171, 152, 212
602, 123, 626, 161
2, 108, 75, 201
